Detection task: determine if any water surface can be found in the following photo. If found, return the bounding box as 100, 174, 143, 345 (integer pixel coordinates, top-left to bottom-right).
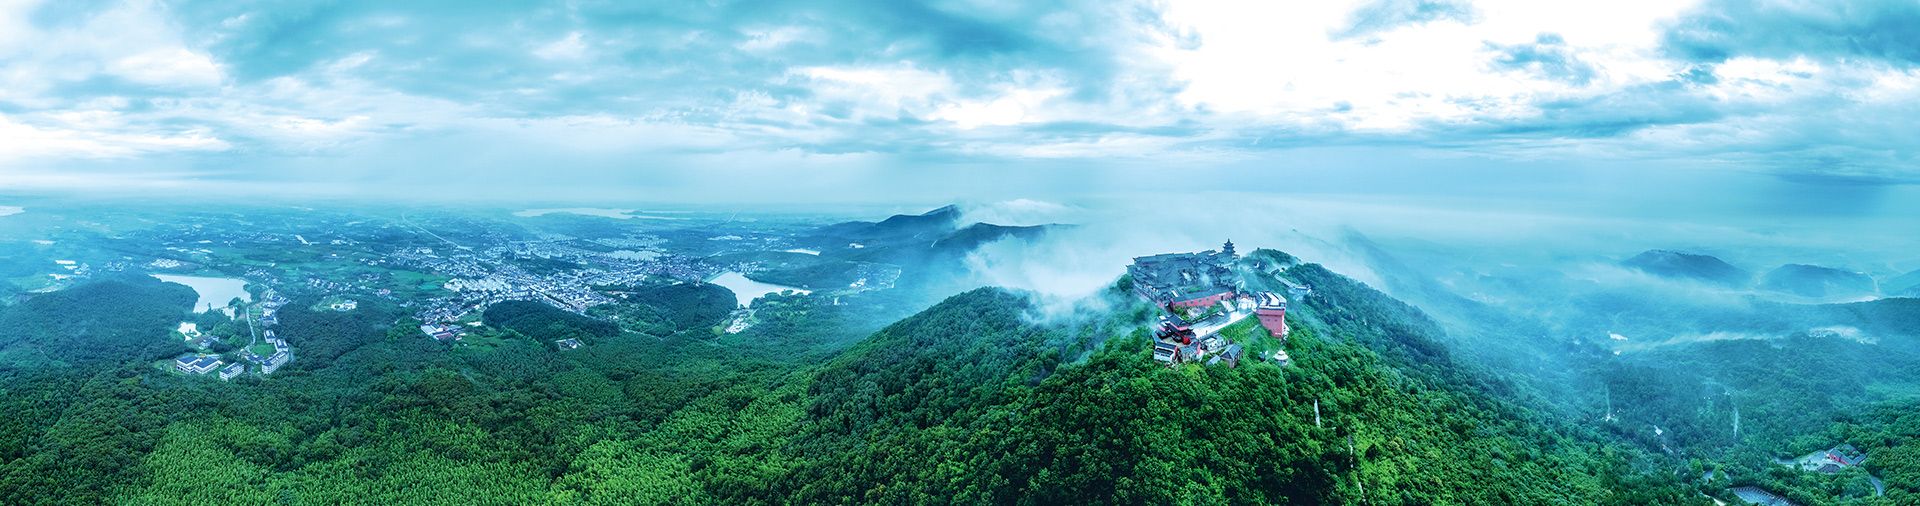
153, 274, 252, 315
707, 272, 809, 307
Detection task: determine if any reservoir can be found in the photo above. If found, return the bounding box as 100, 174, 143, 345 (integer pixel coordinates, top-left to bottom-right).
707, 272, 809, 308
153, 275, 252, 315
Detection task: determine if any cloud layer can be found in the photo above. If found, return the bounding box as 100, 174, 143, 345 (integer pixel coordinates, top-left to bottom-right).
3, 0, 1919, 203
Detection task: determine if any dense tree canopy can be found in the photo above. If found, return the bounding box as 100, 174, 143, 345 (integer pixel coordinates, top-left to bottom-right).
0, 261, 1910, 505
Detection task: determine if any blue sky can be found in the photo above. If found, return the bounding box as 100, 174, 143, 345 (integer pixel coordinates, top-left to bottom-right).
2, 0, 1919, 210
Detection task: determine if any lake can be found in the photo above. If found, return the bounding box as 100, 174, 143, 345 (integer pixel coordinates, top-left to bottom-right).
153, 275, 253, 315
707, 272, 810, 308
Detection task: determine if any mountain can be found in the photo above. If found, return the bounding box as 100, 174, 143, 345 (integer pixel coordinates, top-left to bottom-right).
1883, 269, 1920, 297
1759, 264, 1877, 298
756, 206, 1055, 293
812, 204, 962, 240
929, 222, 1051, 252
1621, 249, 1751, 287
564, 279, 1702, 504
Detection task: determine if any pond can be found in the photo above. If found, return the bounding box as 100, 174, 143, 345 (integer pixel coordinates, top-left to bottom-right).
152, 275, 252, 315
707, 272, 810, 308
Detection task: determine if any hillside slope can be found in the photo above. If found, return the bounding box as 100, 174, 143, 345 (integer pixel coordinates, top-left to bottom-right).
560, 281, 1707, 505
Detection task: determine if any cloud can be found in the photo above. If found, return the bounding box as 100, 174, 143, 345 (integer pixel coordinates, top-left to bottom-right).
1486, 33, 1598, 84
957, 196, 1393, 319
1662, 0, 1920, 65
958, 199, 1079, 226
1331, 0, 1481, 42
0, 0, 1919, 208
0, 112, 229, 161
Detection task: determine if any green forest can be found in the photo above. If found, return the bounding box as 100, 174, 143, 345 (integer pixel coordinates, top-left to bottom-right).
0, 258, 1916, 505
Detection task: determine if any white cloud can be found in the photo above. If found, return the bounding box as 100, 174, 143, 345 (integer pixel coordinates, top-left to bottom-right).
793, 63, 956, 119
931, 86, 1066, 128
959, 199, 1079, 226
1154, 0, 1700, 129
534, 32, 588, 60
0, 112, 228, 160
0, 0, 1918, 199
108, 47, 224, 87
737, 26, 811, 52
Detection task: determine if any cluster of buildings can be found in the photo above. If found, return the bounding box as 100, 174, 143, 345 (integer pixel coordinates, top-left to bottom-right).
1152, 323, 1247, 367
413, 298, 477, 325
385, 248, 491, 278
594, 236, 666, 249
257, 293, 287, 326
232, 328, 294, 375
1128, 241, 1242, 310
846, 263, 903, 291
431, 263, 613, 315
305, 277, 353, 293
177, 322, 221, 350
419, 323, 466, 341
1131, 241, 1296, 368
1786, 444, 1868, 474
407, 234, 767, 325
175, 354, 223, 375
173, 353, 249, 381
169, 290, 296, 381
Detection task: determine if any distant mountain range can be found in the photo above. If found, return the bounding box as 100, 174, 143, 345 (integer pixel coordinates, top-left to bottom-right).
1621, 250, 1751, 287
753, 205, 1054, 291
1884, 269, 1920, 297
1759, 264, 1878, 299
1619, 250, 1912, 299
806, 204, 1054, 256
812, 204, 963, 240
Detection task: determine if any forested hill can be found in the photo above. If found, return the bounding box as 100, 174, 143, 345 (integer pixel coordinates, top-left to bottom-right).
1, 263, 1720, 505
0, 275, 196, 368
560, 284, 1705, 505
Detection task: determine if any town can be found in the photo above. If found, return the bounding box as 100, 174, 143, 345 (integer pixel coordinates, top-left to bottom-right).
7, 208, 897, 381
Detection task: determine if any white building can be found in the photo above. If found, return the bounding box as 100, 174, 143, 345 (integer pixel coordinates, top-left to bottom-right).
175, 355, 223, 375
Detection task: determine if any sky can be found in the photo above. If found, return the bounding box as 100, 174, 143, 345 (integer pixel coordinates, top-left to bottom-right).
3, 0, 1920, 217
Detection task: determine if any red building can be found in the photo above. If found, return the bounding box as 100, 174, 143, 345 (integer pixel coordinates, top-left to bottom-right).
1254, 291, 1288, 339
1157, 315, 1197, 344
1169, 288, 1236, 309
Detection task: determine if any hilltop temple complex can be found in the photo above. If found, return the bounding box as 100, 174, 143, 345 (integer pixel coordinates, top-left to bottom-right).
1130, 241, 1295, 367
